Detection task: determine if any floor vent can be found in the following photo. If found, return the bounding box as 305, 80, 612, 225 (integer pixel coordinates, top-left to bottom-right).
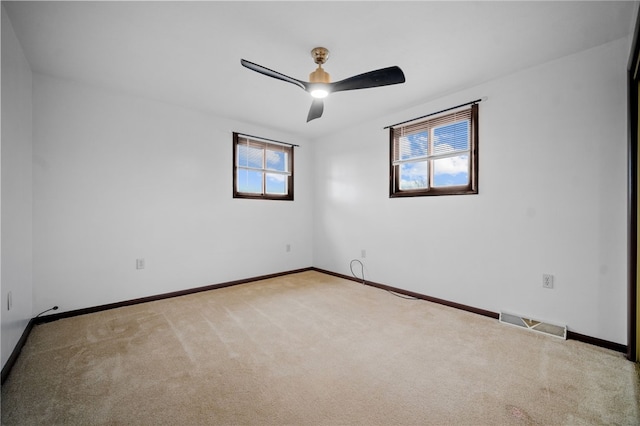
499, 311, 567, 340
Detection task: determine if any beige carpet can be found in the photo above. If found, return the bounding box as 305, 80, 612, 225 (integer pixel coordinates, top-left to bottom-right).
2, 270, 639, 425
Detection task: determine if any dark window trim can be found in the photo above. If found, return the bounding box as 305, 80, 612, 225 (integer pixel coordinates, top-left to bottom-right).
232, 132, 294, 201
389, 103, 479, 198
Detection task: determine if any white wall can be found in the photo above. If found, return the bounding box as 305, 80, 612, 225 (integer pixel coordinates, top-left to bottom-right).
312, 37, 629, 344
32, 74, 313, 314
1, 5, 34, 368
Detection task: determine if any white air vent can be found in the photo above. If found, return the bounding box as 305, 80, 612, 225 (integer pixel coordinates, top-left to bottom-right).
499, 311, 567, 339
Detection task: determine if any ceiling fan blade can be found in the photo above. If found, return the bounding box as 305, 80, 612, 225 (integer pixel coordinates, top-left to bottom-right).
307, 99, 324, 122
330, 66, 406, 93
241, 59, 308, 91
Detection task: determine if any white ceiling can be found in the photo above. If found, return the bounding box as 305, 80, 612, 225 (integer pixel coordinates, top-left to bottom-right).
4, 1, 637, 139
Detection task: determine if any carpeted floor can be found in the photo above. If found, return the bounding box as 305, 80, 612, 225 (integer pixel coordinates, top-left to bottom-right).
2, 270, 639, 425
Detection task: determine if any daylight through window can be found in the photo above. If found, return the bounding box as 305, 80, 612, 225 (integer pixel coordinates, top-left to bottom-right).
233, 133, 294, 200
390, 103, 478, 197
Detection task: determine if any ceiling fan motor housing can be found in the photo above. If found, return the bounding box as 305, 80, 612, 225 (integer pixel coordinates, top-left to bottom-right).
309, 67, 330, 83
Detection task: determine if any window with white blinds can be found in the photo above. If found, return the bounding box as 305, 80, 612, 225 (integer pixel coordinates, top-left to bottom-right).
233, 133, 294, 200
390, 104, 478, 197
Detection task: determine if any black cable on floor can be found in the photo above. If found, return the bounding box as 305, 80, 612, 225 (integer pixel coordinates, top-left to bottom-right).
349, 259, 418, 300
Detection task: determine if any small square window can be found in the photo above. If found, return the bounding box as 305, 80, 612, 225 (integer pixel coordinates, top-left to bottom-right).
390, 104, 478, 197
233, 133, 294, 200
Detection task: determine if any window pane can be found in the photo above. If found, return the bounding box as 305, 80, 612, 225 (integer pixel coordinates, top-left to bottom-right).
398, 131, 428, 161
432, 154, 469, 187
265, 173, 286, 194
399, 161, 429, 190
266, 149, 287, 172
238, 144, 263, 168
237, 169, 263, 193
433, 120, 469, 156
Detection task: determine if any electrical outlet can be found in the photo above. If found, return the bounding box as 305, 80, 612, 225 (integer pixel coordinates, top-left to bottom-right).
361, 249, 366, 259
136, 258, 145, 270
286, 244, 291, 252
543, 274, 554, 289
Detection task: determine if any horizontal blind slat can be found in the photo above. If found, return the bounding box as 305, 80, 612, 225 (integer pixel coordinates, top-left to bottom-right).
393, 150, 470, 166
237, 165, 291, 176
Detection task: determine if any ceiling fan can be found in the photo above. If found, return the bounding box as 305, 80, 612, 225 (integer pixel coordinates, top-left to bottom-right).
241, 47, 406, 122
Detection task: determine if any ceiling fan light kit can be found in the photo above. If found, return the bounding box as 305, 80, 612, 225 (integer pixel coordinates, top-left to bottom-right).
241, 46, 405, 122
